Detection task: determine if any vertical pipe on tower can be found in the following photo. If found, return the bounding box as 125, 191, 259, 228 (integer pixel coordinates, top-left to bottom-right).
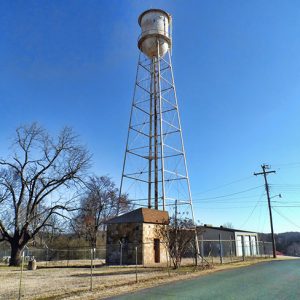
157, 41, 165, 211
148, 59, 154, 209
153, 55, 159, 210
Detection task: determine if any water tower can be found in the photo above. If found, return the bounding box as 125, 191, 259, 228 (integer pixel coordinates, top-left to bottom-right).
119, 9, 197, 226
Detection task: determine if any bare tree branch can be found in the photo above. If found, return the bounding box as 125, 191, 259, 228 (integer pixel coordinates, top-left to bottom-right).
0, 123, 91, 266
71, 176, 132, 248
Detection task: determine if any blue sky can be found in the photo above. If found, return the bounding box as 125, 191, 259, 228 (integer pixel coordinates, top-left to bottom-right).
1, 0, 300, 233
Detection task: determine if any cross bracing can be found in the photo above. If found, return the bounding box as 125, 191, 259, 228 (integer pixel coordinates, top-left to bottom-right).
119, 48, 196, 220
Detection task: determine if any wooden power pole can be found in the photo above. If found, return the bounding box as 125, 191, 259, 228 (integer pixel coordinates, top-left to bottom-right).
254, 164, 277, 258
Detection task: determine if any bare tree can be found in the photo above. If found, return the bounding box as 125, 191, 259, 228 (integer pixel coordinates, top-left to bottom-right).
157, 217, 197, 269
222, 222, 234, 229
35, 214, 66, 246
71, 176, 131, 249
286, 242, 300, 257
0, 123, 90, 266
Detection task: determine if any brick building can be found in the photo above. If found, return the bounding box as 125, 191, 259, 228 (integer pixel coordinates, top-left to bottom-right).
106, 208, 169, 265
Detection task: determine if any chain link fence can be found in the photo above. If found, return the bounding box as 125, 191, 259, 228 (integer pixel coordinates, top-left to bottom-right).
0, 239, 274, 299
0, 239, 273, 266
1, 246, 106, 267
199, 240, 273, 264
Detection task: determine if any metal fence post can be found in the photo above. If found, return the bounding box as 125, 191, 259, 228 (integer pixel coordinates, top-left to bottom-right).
18, 251, 25, 300
135, 246, 138, 283
201, 238, 204, 265
46, 246, 49, 267
165, 243, 170, 277
219, 234, 223, 264
90, 248, 95, 291
230, 237, 233, 262
67, 248, 69, 267
119, 241, 123, 266
242, 236, 245, 261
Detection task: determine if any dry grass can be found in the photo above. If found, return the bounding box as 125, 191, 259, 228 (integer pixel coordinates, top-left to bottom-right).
0, 257, 281, 300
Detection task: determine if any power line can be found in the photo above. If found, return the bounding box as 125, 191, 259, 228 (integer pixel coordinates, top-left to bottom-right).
195, 194, 264, 203
239, 192, 265, 229
260, 206, 268, 233
272, 207, 300, 230
270, 185, 300, 190
193, 175, 254, 195
194, 205, 266, 210
271, 184, 300, 186
192, 185, 264, 201
257, 197, 264, 232
273, 205, 300, 208
195, 197, 266, 205
274, 201, 300, 204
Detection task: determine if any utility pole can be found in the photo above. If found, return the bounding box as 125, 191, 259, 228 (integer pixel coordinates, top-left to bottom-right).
254, 164, 277, 258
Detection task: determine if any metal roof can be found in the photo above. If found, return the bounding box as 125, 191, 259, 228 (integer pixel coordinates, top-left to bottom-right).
197, 225, 257, 234
138, 9, 171, 25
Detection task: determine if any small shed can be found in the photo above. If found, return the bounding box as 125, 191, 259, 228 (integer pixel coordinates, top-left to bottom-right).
106, 208, 169, 265
197, 225, 259, 257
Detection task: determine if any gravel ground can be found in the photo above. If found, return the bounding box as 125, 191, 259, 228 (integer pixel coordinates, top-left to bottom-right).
0, 262, 169, 300
0, 258, 277, 300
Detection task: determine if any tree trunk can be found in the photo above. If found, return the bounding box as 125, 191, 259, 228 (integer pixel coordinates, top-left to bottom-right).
9, 242, 23, 266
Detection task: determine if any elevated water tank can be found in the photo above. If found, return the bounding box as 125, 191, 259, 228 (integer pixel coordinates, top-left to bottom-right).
138, 9, 171, 58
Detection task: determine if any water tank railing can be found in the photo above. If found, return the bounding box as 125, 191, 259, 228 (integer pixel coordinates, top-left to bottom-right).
138, 29, 171, 42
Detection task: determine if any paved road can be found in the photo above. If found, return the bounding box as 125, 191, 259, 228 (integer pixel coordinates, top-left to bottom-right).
110, 259, 300, 300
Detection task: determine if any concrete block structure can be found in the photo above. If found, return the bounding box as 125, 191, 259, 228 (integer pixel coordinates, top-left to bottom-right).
106, 208, 169, 265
